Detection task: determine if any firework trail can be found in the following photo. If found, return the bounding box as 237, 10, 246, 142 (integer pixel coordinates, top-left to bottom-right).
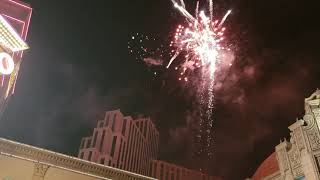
180, 0, 186, 8
209, 0, 213, 20
219, 10, 232, 27
128, 0, 233, 158
166, 51, 180, 68
169, 0, 232, 158
172, 0, 196, 21
195, 1, 199, 19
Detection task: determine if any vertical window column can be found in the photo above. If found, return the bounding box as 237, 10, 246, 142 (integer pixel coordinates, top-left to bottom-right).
88, 151, 93, 161
99, 130, 106, 152
92, 131, 98, 148
110, 136, 117, 157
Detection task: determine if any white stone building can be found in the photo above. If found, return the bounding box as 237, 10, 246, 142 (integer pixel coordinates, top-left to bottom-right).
250, 89, 320, 180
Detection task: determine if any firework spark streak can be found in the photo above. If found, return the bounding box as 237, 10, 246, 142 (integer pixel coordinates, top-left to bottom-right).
209, 0, 213, 20
169, 0, 232, 159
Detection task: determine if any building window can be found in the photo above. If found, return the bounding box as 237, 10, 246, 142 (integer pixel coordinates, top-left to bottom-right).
99, 130, 106, 152
153, 162, 157, 177
122, 118, 127, 136
121, 142, 126, 162
110, 136, 117, 157
123, 122, 132, 170
106, 114, 110, 127
144, 121, 147, 137
108, 160, 111, 166
92, 131, 98, 147
86, 139, 91, 148
171, 168, 174, 180
80, 152, 84, 159
80, 139, 85, 149
112, 114, 117, 131
88, 151, 93, 161
138, 121, 142, 130
117, 139, 123, 167
99, 121, 104, 128
177, 169, 180, 180
165, 166, 169, 180
182, 169, 185, 179
160, 163, 164, 180
100, 158, 105, 164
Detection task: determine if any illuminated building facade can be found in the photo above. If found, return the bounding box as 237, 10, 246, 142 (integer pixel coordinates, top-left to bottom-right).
0, 0, 32, 115
78, 110, 159, 176
150, 160, 219, 180
248, 90, 320, 180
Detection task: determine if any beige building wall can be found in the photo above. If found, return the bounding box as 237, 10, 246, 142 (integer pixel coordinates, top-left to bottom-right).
0, 138, 156, 180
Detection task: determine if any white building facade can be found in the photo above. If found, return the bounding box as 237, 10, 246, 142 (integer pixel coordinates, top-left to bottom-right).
250, 89, 320, 180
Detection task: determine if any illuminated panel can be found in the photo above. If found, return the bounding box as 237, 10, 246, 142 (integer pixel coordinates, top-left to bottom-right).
0, 14, 28, 52
0, 0, 32, 40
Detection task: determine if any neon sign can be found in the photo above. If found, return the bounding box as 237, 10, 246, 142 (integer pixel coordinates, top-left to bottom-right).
0, 52, 14, 75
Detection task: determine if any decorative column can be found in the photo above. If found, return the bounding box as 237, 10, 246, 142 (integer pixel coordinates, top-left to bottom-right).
276, 140, 293, 180
300, 149, 318, 180
32, 163, 50, 180
289, 120, 318, 179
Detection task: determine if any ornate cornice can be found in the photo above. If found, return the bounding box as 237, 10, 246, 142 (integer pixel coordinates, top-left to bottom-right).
0, 138, 156, 180
288, 120, 304, 131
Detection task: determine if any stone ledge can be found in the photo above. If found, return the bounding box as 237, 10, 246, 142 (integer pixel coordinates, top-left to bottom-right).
0, 138, 156, 180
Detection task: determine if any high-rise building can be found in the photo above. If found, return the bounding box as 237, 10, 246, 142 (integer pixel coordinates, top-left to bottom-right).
79, 110, 159, 176
78, 109, 217, 179
150, 160, 220, 180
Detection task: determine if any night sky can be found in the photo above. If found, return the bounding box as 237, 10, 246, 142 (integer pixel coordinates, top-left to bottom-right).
0, 0, 320, 179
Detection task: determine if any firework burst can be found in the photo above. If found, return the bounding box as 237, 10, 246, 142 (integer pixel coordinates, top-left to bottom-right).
128, 0, 234, 159
168, 0, 232, 81
168, 0, 233, 160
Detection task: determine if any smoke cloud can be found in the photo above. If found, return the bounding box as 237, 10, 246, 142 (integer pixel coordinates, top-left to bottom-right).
143, 57, 163, 66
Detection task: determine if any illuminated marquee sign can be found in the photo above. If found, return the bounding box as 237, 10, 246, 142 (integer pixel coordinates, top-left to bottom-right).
0, 52, 14, 75
0, 14, 28, 75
